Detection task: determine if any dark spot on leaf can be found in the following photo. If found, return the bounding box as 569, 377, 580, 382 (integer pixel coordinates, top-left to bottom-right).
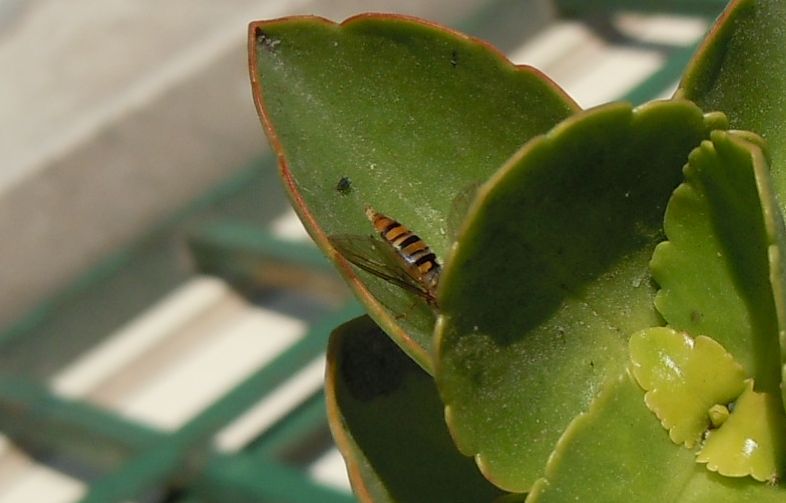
450, 50, 458, 68
255, 27, 280, 53
340, 324, 407, 402
336, 176, 352, 195
589, 360, 595, 368
690, 310, 703, 323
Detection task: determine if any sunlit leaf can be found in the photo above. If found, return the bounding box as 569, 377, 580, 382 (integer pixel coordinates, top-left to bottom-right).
249, 15, 578, 372
697, 380, 786, 483
435, 100, 724, 491
629, 327, 746, 447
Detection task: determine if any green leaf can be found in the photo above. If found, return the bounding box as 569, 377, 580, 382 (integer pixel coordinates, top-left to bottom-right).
528, 372, 786, 502
651, 130, 786, 400
677, 0, 786, 211
629, 327, 746, 448
636, 130, 786, 484
677, 468, 784, 502
434, 100, 725, 492
629, 329, 786, 482
325, 316, 508, 503
528, 372, 695, 502
249, 15, 578, 372
697, 380, 786, 482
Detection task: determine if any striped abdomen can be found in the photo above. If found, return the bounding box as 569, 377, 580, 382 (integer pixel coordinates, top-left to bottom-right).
365, 206, 441, 292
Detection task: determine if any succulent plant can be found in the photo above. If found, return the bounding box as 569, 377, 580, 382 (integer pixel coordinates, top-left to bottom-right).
248, 1, 786, 500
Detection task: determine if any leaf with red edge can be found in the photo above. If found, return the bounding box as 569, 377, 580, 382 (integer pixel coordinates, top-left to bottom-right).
249, 14, 578, 372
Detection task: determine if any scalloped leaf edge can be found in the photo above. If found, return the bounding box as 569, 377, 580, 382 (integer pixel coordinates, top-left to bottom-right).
629, 327, 747, 448
434, 99, 727, 493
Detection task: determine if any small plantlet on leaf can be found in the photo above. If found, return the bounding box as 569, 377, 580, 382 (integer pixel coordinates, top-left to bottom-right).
630, 327, 786, 483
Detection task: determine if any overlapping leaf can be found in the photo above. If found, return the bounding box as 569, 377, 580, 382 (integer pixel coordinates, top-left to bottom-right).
629, 327, 746, 448
651, 131, 786, 403
529, 372, 785, 502
252, 5, 786, 500
678, 0, 786, 402
697, 380, 786, 482
434, 100, 725, 492
249, 15, 578, 372
527, 372, 696, 503
530, 130, 786, 500
678, 0, 786, 209
325, 316, 507, 502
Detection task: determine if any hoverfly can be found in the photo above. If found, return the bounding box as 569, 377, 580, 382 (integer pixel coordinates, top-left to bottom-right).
329, 206, 441, 308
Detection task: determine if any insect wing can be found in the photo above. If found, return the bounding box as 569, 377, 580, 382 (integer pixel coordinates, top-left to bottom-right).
447, 181, 482, 242
329, 234, 429, 298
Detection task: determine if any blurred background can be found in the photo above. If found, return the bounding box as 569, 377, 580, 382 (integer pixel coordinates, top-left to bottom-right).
0, 0, 727, 501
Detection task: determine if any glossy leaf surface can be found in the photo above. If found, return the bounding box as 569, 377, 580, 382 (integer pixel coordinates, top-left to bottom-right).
697, 380, 786, 482
651, 130, 786, 405
325, 316, 506, 503
435, 100, 724, 491
529, 372, 786, 502
249, 15, 578, 372
638, 131, 786, 487
630, 329, 786, 482
629, 327, 746, 448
